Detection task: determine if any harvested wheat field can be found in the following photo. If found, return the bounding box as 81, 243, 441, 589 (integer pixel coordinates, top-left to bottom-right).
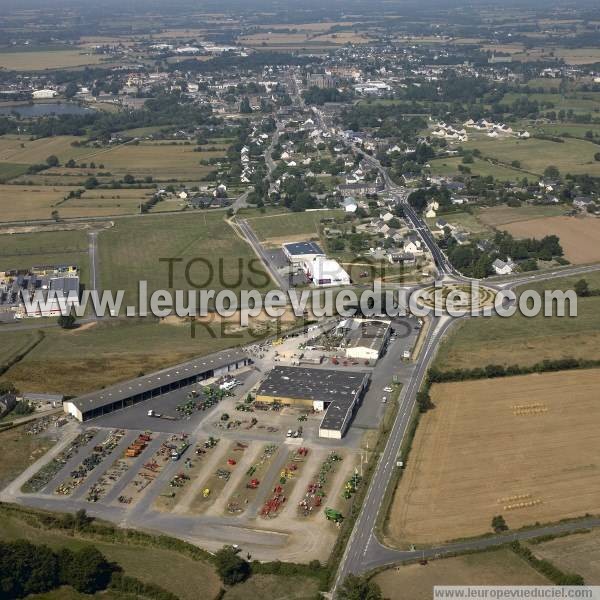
387, 369, 600, 547
527, 530, 600, 584
373, 548, 549, 599
502, 215, 600, 264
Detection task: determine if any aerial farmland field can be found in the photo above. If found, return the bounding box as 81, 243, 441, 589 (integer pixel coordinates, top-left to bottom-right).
476, 204, 569, 227
98, 211, 273, 305
373, 548, 549, 599
387, 370, 600, 546
0, 49, 105, 71
526, 530, 600, 584
464, 135, 600, 177
89, 142, 226, 179
0, 135, 92, 164
501, 215, 600, 264
0, 185, 157, 221
242, 208, 343, 245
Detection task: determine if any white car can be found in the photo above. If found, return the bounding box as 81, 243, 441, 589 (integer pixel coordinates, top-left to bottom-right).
286, 429, 293, 437
383, 386, 393, 393
381, 396, 387, 403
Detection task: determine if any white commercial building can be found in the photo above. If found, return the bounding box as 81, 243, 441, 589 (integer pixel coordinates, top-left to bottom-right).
340, 318, 392, 361
303, 256, 350, 287
32, 89, 58, 99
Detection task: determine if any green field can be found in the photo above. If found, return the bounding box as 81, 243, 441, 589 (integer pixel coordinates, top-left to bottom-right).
223, 574, 320, 600
0, 49, 105, 70
87, 141, 225, 179
243, 208, 343, 242
99, 212, 272, 304
0, 330, 39, 369
435, 272, 600, 370
0, 508, 222, 600
0, 316, 272, 394
463, 135, 600, 177
0, 185, 160, 222
0, 135, 226, 182
0, 229, 89, 287
527, 122, 600, 139
428, 156, 524, 181
0, 135, 92, 165
0, 162, 30, 182
502, 91, 600, 114
426, 211, 492, 236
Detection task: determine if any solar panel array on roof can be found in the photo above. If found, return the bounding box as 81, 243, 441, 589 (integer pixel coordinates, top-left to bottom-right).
282, 241, 324, 256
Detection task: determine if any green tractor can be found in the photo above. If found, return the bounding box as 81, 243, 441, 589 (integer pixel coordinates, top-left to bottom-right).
325, 507, 344, 523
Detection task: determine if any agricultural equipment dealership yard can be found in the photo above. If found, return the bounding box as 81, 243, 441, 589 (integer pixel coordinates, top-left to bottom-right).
3, 317, 420, 563
388, 369, 600, 547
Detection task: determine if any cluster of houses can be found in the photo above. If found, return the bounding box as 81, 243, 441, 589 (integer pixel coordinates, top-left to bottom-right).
464, 119, 530, 139
353, 211, 428, 266
241, 123, 271, 183
431, 122, 469, 142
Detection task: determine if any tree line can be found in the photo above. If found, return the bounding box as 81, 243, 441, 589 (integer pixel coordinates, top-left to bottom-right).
428, 357, 600, 384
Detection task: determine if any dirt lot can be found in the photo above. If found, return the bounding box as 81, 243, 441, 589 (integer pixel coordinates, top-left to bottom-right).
0, 422, 58, 489
527, 530, 600, 584
502, 215, 600, 264
372, 548, 549, 599
387, 370, 600, 546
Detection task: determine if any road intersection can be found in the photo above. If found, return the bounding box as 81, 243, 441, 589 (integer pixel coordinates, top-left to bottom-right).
330, 143, 600, 594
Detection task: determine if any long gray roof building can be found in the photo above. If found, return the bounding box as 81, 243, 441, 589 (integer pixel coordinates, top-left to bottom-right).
256, 365, 369, 439
64, 349, 250, 421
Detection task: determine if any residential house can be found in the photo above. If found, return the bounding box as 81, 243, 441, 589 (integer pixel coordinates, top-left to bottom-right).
573, 196, 594, 210
403, 233, 423, 254
492, 258, 517, 275
342, 197, 358, 213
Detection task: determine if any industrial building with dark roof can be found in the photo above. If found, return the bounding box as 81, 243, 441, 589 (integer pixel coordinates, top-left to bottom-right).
282, 241, 325, 265
256, 366, 369, 439
64, 349, 251, 422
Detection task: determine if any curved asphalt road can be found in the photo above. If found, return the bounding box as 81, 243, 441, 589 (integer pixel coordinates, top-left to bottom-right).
331, 136, 600, 595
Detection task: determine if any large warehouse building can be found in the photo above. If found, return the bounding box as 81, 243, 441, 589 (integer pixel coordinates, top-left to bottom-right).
303, 256, 350, 288
256, 366, 369, 439
340, 318, 392, 361
64, 350, 251, 422
282, 241, 325, 266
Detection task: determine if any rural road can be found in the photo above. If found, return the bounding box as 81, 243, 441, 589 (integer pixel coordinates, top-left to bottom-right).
327, 119, 600, 594
88, 230, 100, 295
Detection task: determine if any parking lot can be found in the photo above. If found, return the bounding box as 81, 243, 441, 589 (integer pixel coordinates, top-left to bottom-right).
10, 315, 424, 561
90, 370, 257, 434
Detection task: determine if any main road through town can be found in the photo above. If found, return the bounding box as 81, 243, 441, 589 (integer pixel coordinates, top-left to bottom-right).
330, 139, 600, 595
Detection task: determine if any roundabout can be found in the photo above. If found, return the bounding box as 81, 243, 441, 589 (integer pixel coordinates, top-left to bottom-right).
417, 282, 497, 313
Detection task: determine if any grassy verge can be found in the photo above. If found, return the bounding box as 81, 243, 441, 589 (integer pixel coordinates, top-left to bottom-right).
376, 404, 420, 544
326, 385, 402, 584
0, 503, 221, 600
0, 503, 327, 598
